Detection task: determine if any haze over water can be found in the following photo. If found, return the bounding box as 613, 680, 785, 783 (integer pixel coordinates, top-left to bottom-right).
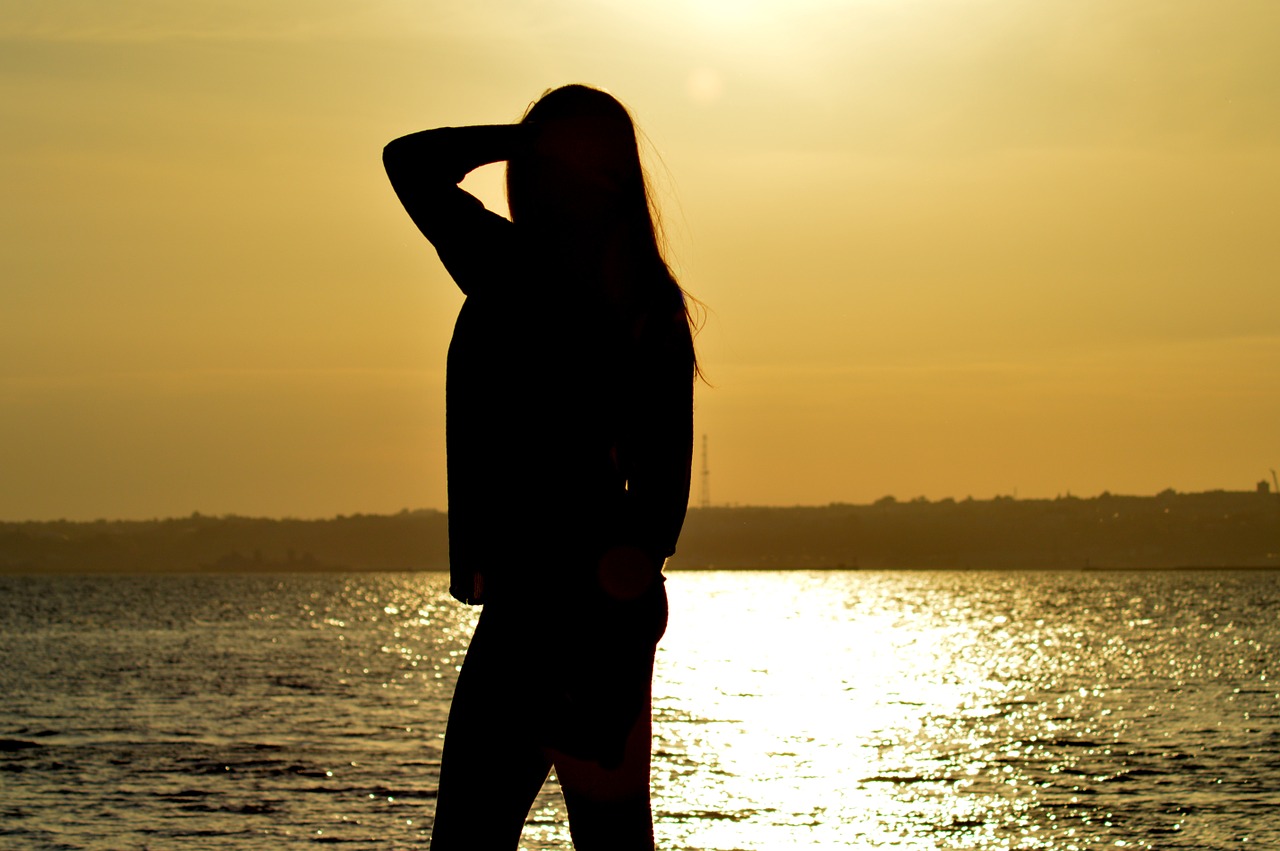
2, 568, 1276, 849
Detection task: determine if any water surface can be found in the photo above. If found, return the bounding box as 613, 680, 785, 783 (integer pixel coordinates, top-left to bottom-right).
1, 569, 1276, 849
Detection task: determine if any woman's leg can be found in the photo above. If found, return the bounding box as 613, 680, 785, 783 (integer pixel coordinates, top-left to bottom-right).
552, 696, 656, 851
429, 606, 552, 850
551, 577, 666, 851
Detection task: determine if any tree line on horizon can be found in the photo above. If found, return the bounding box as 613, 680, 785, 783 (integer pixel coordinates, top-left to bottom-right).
1, 490, 1276, 574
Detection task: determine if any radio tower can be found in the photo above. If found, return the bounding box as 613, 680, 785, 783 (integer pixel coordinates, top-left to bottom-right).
699, 434, 710, 509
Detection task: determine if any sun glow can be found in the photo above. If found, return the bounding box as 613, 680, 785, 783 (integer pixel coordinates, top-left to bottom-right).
4, 0, 1277, 519
683, 0, 771, 29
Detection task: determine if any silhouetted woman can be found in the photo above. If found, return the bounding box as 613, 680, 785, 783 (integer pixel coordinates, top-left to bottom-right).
384, 85, 696, 850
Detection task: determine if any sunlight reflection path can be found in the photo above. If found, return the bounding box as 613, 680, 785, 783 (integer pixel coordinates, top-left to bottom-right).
652, 571, 1106, 850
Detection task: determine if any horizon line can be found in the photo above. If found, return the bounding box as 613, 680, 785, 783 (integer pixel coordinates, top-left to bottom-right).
4, 485, 1275, 525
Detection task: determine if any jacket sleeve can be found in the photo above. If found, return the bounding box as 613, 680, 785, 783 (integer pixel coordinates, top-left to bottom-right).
382, 125, 522, 295
619, 308, 695, 565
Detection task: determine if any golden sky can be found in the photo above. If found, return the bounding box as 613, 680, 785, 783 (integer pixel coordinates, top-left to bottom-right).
2, 0, 1278, 520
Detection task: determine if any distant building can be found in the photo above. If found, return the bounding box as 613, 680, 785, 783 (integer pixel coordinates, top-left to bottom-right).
1259, 480, 1272, 494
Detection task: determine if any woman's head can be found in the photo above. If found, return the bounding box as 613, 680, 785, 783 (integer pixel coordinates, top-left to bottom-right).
508, 84, 704, 377
506, 85, 651, 235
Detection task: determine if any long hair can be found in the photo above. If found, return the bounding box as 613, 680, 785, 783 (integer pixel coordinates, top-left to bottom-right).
507, 84, 702, 379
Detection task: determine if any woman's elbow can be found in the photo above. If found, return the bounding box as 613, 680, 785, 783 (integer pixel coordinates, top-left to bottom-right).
382, 138, 408, 180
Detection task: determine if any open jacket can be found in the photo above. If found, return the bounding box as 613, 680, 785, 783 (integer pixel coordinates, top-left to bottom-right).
385, 126, 693, 604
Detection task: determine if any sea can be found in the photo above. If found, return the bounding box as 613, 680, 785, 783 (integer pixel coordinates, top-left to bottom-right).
1, 569, 1277, 850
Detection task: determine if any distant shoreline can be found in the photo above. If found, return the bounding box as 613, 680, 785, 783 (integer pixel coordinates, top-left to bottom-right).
3, 490, 1277, 575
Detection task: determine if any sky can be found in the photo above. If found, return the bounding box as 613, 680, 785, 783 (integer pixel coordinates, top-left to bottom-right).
2, 0, 1278, 520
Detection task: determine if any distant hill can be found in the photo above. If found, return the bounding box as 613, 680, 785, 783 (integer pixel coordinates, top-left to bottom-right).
670, 490, 1279, 570
0, 510, 448, 574
1, 491, 1277, 574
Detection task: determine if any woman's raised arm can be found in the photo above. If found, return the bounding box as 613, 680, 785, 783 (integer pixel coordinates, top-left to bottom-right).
383, 125, 526, 293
